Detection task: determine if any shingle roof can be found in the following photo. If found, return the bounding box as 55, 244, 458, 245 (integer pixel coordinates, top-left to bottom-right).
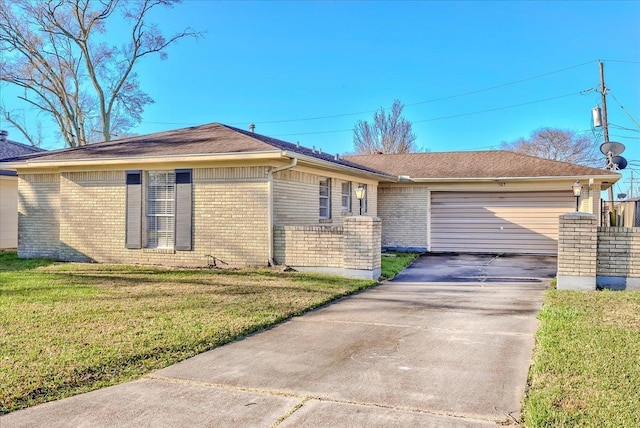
2, 122, 387, 176
1, 137, 44, 176
0, 139, 43, 159
343, 151, 616, 179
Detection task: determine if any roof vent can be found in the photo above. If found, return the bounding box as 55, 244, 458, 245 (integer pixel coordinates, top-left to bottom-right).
249, 123, 255, 133
296, 141, 300, 148
334, 153, 339, 161
312, 146, 315, 153
319, 148, 323, 154
0, 130, 8, 143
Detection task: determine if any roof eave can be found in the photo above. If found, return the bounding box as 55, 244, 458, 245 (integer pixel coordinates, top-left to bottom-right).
0, 150, 286, 170
286, 152, 396, 181
406, 173, 621, 186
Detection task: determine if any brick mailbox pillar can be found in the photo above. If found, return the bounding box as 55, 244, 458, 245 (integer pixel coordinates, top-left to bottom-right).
557, 212, 597, 290
343, 216, 382, 280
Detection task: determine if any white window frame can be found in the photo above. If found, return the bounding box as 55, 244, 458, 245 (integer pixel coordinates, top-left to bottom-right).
319, 177, 331, 219
341, 181, 352, 212
146, 171, 176, 249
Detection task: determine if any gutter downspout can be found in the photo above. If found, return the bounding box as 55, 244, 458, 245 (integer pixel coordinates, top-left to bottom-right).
268, 157, 298, 266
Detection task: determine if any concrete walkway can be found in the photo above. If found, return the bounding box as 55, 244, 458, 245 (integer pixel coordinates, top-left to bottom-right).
2, 254, 551, 427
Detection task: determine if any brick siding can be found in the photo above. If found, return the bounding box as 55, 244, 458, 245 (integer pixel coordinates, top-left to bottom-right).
273, 225, 344, 267
557, 213, 598, 277
596, 227, 640, 278
273, 169, 377, 227
18, 174, 60, 259
557, 213, 640, 290
19, 168, 269, 267
273, 216, 382, 278
377, 185, 428, 249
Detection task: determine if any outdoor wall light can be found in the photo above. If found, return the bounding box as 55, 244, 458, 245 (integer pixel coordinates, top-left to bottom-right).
572, 180, 583, 212
355, 185, 366, 215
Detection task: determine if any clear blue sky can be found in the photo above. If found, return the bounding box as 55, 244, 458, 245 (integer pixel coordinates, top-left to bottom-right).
2, 1, 640, 195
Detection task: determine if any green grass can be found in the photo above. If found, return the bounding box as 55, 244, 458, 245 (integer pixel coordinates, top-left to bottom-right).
380, 251, 420, 279
523, 290, 640, 427
0, 252, 384, 414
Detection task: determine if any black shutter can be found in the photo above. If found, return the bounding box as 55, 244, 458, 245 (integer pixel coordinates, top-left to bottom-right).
175, 169, 193, 251
125, 171, 142, 249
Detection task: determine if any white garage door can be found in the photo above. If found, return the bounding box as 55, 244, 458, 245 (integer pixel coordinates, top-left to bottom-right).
430, 191, 574, 254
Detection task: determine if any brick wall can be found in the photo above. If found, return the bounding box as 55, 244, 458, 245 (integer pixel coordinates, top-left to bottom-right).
377, 185, 428, 250
557, 213, 598, 290
557, 213, 640, 290
18, 174, 60, 259
596, 227, 640, 290
273, 169, 377, 227
273, 225, 344, 267
19, 167, 270, 267
343, 216, 382, 271
273, 216, 382, 279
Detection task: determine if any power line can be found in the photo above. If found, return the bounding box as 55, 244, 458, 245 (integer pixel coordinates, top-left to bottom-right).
601, 59, 640, 64
138, 60, 600, 130
610, 123, 640, 133
610, 134, 640, 140
608, 92, 640, 129
413, 91, 583, 124
274, 90, 585, 137
404, 60, 598, 109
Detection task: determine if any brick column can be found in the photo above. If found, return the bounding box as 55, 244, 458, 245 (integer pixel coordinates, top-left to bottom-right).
557, 212, 597, 290
343, 216, 382, 280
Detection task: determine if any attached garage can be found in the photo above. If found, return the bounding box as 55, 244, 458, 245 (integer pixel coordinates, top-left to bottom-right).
344, 151, 620, 256
430, 191, 574, 254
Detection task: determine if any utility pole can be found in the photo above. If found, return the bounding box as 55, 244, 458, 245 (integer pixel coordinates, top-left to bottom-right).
600, 60, 616, 225
600, 61, 610, 142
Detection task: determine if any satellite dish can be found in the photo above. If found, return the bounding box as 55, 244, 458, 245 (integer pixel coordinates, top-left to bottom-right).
612, 155, 628, 170
600, 141, 625, 156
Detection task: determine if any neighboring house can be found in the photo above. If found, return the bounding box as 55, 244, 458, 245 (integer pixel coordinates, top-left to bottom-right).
344, 152, 619, 254
0, 131, 44, 249
0, 123, 620, 271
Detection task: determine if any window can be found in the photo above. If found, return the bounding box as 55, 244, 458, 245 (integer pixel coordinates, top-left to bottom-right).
146, 171, 176, 249
125, 169, 192, 251
341, 181, 351, 212
319, 177, 331, 219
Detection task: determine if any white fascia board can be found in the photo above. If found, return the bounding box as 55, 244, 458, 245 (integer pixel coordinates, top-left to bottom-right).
0, 150, 285, 170
407, 174, 621, 183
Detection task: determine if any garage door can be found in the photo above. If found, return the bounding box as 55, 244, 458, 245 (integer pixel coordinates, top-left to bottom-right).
430, 191, 574, 254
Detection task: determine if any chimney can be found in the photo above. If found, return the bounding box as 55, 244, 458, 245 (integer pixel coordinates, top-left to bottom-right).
0, 130, 8, 143
249, 123, 255, 133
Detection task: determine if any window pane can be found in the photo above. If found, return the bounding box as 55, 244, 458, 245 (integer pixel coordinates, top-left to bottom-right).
341, 182, 351, 211
319, 178, 331, 219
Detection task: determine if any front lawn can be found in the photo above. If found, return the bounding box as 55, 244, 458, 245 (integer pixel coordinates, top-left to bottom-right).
0, 252, 381, 414
523, 290, 640, 427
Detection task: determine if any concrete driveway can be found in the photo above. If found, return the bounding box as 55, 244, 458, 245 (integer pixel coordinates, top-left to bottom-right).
2, 253, 553, 427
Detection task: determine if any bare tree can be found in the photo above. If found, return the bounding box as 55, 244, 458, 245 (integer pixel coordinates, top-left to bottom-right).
353, 99, 417, 154
0, 0, 200, 147
500, 128, 600, 166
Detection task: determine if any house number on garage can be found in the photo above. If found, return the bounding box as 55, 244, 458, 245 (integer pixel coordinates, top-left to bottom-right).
498, 181, 506, 187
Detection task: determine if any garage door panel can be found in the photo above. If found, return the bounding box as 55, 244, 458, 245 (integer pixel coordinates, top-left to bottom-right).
430, 191, 574, 254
